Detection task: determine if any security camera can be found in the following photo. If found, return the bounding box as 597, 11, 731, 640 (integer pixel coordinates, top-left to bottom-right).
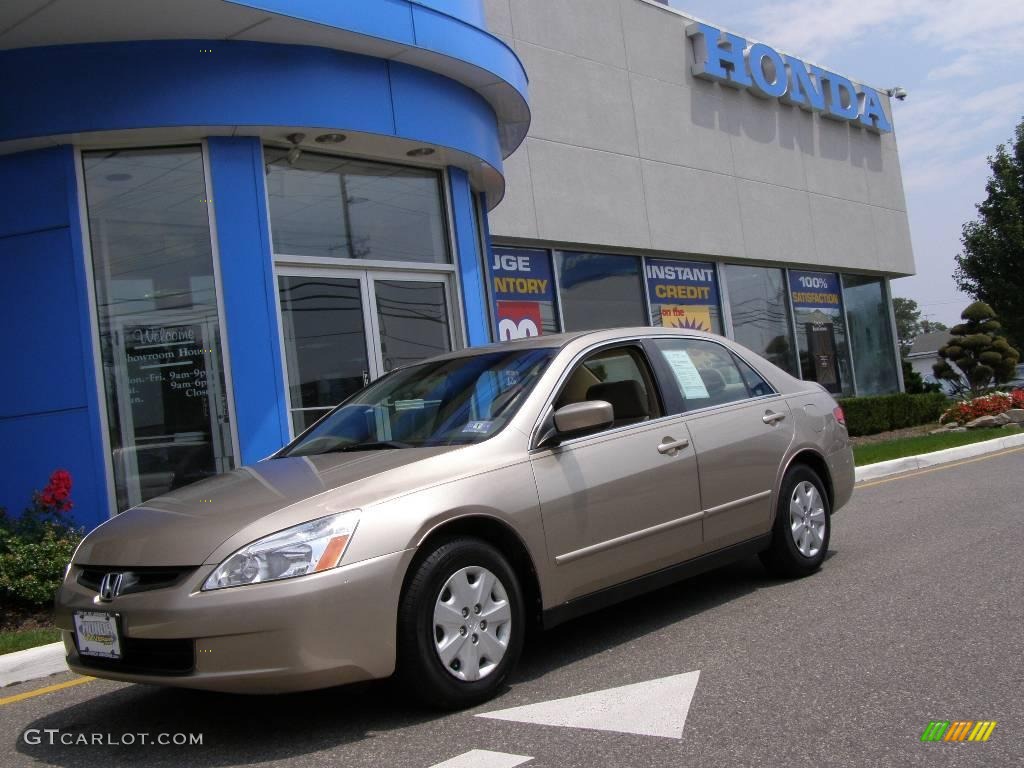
887, 87, 907, 101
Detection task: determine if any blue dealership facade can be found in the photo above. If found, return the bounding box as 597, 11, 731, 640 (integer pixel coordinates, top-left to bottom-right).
1, 0, 914, 530
0, 0, 530, 528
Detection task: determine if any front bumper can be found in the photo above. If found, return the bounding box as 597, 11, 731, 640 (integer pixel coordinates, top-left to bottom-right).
55, 548, 417, 694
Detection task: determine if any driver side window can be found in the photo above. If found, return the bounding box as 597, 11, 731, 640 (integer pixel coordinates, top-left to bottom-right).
556, 346, 662, 429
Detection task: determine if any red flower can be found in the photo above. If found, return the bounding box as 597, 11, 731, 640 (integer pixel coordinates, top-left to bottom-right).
39, 469, 73, 512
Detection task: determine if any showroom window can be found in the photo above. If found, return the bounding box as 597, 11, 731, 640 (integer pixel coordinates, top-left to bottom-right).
555, 251, 646, 331
83, 148, 235, 512
842, 274, 900, 395
788, 270, 853, 395
723, 264, 799, 376
486, 247, 561, 340
645, 258, 723, 334
264, 148, 450, 263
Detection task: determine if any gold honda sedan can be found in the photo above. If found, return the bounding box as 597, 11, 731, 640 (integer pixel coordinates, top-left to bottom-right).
57, 329, 853, 708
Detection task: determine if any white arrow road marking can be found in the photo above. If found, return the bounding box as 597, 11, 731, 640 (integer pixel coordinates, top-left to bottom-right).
476, 670, 701, 739
428, 750, 534, 768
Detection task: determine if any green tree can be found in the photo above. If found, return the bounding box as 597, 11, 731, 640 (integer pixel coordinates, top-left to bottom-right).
954, 117, 1024, 346
933, 301, 1020, 396
893, 297, 922, 354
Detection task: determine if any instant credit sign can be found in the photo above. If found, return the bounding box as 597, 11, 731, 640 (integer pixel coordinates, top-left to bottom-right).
488, 248, 555, 340
646, 259, 720, 333
789, 270, 842, 309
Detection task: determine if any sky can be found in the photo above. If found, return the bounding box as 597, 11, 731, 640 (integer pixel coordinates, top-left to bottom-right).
669, 0, 1024, 326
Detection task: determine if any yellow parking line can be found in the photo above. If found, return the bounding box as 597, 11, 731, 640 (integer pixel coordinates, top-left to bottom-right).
0, 676, 94, 705
858, 446, 1024, 490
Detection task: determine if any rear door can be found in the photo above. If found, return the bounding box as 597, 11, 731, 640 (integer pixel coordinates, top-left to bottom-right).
530, 343, 703, 605
647, 337, 795, 552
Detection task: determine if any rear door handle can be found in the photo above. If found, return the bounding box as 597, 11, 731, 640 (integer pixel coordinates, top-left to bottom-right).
762, 410, 786, 425
657, 437, 689, 455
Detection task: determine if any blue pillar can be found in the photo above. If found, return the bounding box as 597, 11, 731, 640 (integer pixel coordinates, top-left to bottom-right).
206, 137, 291, 464
448, 167, 491, 347
0, 146, 109, 528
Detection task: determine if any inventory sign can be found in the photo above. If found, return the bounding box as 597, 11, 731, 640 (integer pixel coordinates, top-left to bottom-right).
646, 259, 720, 333
789, 270, 842, 309
488, 248, 556, 340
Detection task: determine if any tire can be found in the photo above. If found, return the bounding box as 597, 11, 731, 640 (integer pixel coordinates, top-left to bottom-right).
397, 537, 525, 709
759, 465, 831, 578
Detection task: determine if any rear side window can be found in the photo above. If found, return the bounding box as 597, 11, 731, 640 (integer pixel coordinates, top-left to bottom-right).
652, 339, 769, 410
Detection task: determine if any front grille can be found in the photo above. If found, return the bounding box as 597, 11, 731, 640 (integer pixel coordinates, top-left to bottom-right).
77, 566, 195, 595
74, 636, 195, 676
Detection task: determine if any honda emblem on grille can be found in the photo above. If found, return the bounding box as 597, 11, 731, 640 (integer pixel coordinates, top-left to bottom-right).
98, 572, 124, 602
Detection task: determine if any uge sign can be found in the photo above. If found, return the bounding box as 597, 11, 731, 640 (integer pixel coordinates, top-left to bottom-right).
687, 23, 892, 134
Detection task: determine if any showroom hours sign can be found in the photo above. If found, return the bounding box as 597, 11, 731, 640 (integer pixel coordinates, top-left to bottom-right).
120, 321, 218, 441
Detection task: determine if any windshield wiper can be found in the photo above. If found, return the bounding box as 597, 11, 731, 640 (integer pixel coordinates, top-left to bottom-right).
325, 441, 413, 453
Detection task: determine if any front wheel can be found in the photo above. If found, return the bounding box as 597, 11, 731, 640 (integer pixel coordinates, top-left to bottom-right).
397, 538, 524, 709
759, 465, 831, 578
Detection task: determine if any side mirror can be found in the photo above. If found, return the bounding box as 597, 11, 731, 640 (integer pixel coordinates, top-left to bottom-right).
553, 400, 614, 436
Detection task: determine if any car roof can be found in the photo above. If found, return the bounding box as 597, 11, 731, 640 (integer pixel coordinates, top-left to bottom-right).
429, 327, 727, 360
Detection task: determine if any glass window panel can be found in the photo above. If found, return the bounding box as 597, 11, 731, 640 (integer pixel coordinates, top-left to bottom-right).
645, 258, 723, 334
788, 270, 853, 395
653, 338, 753, 409
265, 148, 449, 263
842, 274, 900, 395
724, 264, 798, 376
375, 280, 452, 372
278, 276, 371, 432
487, 247, 560, 339
83, 147, 235, 511
555, 251, 646, 331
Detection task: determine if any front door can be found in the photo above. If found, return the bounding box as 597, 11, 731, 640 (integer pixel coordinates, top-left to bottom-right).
277, 268, 456, 435
530, 344, 704, 606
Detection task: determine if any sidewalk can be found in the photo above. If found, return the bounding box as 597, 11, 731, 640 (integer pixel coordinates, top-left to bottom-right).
0, 641, 67, 688
855, 431, 1024, 483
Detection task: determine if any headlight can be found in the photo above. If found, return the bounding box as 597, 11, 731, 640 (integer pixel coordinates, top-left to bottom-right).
202, 510, 359, 591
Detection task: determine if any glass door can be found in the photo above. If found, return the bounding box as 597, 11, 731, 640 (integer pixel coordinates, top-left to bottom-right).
277, 268, 456, 435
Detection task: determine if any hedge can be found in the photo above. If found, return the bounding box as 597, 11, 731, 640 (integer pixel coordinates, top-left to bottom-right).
837, 392, 949, 437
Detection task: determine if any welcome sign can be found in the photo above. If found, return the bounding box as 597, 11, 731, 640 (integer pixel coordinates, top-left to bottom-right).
687, 23, 892, 134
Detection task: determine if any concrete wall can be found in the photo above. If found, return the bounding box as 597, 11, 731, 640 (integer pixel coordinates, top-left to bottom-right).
482, 0, 915, 277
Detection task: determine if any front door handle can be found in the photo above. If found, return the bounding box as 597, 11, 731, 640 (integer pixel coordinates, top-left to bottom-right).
762, 410, 786, 425
657, 437, 689, 455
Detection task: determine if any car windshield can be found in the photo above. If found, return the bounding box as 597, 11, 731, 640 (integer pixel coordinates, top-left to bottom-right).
281, 347, 557, 456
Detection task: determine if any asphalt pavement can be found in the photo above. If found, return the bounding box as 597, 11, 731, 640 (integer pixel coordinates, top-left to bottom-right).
3, 447, 1022, 767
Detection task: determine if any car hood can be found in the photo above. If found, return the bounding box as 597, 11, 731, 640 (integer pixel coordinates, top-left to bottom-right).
74, 447, 461, 567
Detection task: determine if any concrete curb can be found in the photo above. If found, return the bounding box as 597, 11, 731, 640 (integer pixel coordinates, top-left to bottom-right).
0, 642, 68, 688
855, 431, 1024, 484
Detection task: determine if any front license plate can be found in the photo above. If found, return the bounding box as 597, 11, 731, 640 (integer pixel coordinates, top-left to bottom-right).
73, 611, 122, 659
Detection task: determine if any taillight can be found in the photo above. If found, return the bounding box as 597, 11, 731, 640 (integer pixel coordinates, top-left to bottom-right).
833, 405, 846, 427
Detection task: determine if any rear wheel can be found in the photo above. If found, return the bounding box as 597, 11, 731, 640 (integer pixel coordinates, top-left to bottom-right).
397, 538, 524, 709
759, 465, 831, 578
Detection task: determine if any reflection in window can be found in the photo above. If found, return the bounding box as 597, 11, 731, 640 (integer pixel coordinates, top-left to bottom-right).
555, 251, 646, 331
724, 265, 798, 376
278, 276, 370, 435
375, 280, 452, 372
264, 148, 449, 263
83, 148, 234, 511
842, 275, 900, 395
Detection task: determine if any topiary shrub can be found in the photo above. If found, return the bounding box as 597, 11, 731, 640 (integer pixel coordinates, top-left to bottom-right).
934, 302, 1020, 396
838, 392, 949, 437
